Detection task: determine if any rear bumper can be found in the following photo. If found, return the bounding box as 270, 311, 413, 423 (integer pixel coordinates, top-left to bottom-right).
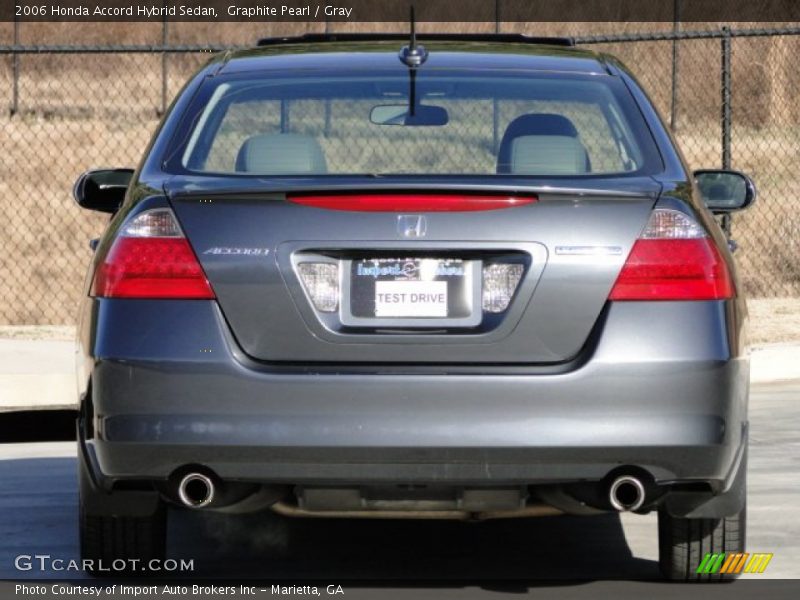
80, 298, 749, 496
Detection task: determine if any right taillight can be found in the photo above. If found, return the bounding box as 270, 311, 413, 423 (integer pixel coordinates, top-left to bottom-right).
609, 208, 734, 301
92, 208, 215, 299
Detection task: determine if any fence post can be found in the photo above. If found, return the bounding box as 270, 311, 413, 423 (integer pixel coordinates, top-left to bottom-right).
492, 0, 500, 153
721, 26, 732, 169
323, 19, 331, 135
11, 13, 19, 115
160, 11, 169, 116
720, 26, 733, 235
669, 0, 680, 130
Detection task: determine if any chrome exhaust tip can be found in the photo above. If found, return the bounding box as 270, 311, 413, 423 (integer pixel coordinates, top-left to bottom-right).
177, 472, 215, 509
608, 475, 646, 512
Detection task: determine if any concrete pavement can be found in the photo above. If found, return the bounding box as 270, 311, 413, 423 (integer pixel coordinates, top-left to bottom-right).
0, 339, 76, 412
750, 343, 800, 383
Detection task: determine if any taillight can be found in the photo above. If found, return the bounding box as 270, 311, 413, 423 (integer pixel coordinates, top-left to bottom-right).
93, 208, 215, 299
288, 193, 536, 212
609, 208, 733, 301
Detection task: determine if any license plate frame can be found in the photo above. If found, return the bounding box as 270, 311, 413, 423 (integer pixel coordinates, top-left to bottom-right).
341, 257, 482, 328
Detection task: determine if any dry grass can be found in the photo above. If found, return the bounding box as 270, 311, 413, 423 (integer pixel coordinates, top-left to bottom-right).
0, 114, 158, 323
0, 21, 798, 327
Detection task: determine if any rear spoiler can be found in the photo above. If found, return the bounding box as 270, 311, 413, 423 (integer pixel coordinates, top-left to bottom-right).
256, 33, 576, 48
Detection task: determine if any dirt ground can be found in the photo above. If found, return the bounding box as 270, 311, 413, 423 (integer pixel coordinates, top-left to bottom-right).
0, 325, 76, 341
747, 297, 800, 346
1, 298, 797, 345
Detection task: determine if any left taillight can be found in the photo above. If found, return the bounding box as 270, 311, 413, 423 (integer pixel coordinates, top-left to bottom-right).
92, 208, 215, 299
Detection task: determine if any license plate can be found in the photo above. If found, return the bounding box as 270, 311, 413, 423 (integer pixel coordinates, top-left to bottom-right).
349, 258, 473, 320
375, 280, 448, 317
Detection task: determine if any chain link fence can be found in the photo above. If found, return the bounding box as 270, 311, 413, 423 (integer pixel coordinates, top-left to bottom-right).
1, 25, 798, 325
579, 27, 800, 302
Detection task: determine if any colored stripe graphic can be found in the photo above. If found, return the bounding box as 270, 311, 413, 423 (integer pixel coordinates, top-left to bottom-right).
720, 553, 746, 574
696, 553, 713, 574
744, 553, 773, 573
733, 553, 749, 574
697, 553, 724, 574
720, 553, 739, 574
697, 552, 772, 574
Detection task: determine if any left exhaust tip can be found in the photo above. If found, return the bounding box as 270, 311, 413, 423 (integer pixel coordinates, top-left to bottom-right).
177, 472, 215, 509
608, 475, 646, 512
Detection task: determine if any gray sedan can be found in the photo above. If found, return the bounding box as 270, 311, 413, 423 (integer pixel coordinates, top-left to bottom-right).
72, 33, 755, 581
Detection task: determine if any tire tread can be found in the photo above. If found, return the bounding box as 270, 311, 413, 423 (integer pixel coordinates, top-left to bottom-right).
658, 505, 746, 581
80, 506, 166, 574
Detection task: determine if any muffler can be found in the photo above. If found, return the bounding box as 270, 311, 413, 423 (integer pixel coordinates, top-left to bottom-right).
177, 472, 216, 509
608, 475, 646, 512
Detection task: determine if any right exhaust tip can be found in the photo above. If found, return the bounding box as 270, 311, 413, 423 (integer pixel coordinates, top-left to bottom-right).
608, 475, 646, 512
178, 472, 215, 509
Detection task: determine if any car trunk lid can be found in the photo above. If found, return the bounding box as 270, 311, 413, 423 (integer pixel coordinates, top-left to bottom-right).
167, 177, 659, 364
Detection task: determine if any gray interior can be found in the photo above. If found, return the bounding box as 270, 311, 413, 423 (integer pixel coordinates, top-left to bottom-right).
236, 133, 328, 174
509, 135, 590, 175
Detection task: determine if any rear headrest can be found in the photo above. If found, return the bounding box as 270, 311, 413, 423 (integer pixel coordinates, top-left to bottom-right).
235, 133, 327, 174
504, 113, 580, 139
508, 135, 590, 176
497, 113, 589, 174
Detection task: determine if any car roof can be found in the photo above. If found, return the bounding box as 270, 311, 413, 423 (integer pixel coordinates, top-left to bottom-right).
216, 38, 611, 76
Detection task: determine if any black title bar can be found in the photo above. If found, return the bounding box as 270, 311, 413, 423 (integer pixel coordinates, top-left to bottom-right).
4, 0, 800, 22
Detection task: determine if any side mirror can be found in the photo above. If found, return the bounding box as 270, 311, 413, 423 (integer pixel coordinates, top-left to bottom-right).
694, 169, 756, 214
73, 168, 134, 213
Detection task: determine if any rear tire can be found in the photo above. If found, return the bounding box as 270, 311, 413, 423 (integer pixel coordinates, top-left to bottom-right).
658, 504, 746, 581
80, 508, 167, 575
78, 451, 167, 575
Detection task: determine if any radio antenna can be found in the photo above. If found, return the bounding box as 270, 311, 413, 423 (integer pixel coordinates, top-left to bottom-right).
410, 6, 417, 50
398, 6, 428, 68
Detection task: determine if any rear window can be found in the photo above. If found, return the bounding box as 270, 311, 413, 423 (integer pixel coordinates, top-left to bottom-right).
169, 69, 661, 178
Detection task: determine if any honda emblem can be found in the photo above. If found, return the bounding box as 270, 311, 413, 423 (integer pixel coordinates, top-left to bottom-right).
397, 215, 427, 238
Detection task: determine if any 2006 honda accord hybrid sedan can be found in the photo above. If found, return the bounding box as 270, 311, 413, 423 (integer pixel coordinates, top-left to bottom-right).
74, 34, 756, 580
